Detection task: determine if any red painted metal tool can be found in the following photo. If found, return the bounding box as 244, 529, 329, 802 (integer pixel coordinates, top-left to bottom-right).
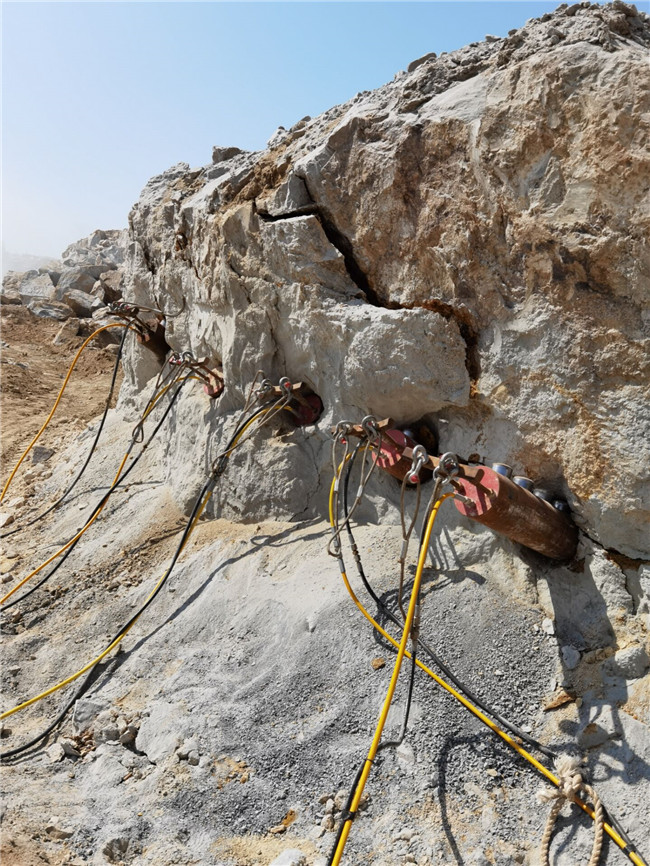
337, 419, 577, 560
258, 381, 323, 427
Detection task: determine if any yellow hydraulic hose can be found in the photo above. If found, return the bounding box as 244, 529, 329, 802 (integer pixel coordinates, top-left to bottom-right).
1, 323, 132, 502
0, 377, 192, 606
0, 451, 130, 605
327, 477, 645, 866
0, 483, 214, 722
0, 403, 278, 721
330, 487, 452, 866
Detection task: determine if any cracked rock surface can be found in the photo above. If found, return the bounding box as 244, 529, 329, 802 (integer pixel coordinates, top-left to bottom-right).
1, 4, 649, 866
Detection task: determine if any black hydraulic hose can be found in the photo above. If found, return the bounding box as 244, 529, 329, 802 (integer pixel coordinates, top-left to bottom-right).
0, 470, 216, 761
341, 442, 557, 760
341, 445, 645, 863
0, 404, 273, 761
1, 377, 189, 612
1, 327, 129, 540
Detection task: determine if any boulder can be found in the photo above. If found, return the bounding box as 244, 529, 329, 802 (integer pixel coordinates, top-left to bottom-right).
62, 288, 103, 318
97, 268, 124, 304
18, 272, 56, 303
55, 266, 106, 299
25, 299, 73, 321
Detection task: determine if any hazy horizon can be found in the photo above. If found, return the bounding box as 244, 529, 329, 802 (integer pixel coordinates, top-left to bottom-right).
2, 0, 614, 262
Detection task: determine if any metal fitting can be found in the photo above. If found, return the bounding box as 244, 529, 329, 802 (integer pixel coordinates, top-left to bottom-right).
491, 462, 513, 478
255, 378, 274, 397
553, 499, 571, 514
434, 452, 460, 482
361, 415, 380, 443
279, 376, 293, 393
333, 420, 354, 443
513, 476, 534, 491
534, 489, 554, 503
407, 444, 427, 484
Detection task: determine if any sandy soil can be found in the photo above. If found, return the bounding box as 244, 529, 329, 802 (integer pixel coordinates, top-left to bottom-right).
1, 306, 122, 487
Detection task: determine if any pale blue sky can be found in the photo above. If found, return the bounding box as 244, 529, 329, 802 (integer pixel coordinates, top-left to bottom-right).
2, 0, 615, 258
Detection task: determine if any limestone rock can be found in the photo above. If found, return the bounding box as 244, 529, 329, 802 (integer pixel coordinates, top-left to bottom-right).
116, 3, 650, 558
18, 272, 56, 303
55, 266, 106, 299
62, 288, 104, 318
603, 646, 650, 680
61, 228, 127, 268
25, 299, 73, 321
269, 850, 307, 866
0, 287, 21, 305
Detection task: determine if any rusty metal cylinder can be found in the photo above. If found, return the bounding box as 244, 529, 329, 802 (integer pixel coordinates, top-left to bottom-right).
372, 430, 426, 483
452, 466, 578, 561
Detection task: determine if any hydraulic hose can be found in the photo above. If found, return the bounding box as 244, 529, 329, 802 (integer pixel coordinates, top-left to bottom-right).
1, 323, 132, 502
1, 327, 129, 540
0, 401, 283, 757
329, 462, 647, 866
342, 443, 556, 759
1, 376, 190, 609
329, 491, 452, 865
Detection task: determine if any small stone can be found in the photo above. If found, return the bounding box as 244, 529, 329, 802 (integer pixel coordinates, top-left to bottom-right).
102, 837, 129, 862
0, 512, 14, 528
333, 789, 347, 811
543, 689, 576, 711
603, 645, 650, 680
269, 823, 287, 835
324, 798, 335, 815
318, 793, 332, 805
269, 849, 307, 866
371, 657, 386, 671
119, 724, 138, 745
31, 446, 54, 464
561, 645, 581, 670
46, 818, 74, 840
320, 814, 335, 831
541, 618, 555, 636
46, 743, 65, 763
187, 750, 199, 766
60, 738, 81, 757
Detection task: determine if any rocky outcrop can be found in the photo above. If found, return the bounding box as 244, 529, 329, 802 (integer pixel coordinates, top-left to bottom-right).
2, 228, 128, 337
121, 1, 649, 559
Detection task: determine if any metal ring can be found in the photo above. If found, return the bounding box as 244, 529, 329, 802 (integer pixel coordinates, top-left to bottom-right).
434, 451, 460, 480
361, 415, 379, 441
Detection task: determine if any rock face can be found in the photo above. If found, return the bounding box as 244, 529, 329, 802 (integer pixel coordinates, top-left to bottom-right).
121, 1, 649, 559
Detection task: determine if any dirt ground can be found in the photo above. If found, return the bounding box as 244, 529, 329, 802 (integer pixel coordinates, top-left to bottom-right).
1, 306, 123, 494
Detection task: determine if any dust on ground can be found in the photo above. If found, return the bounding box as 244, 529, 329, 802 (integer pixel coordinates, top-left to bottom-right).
1, 305, 123, 482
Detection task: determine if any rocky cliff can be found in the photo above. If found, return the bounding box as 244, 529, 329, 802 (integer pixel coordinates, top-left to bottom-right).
2, 4, 649, 866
